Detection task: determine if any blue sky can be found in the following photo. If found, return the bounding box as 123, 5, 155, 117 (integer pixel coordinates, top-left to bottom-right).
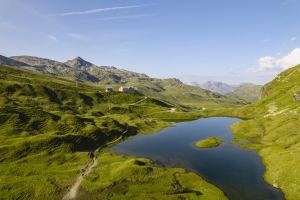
0, 0, 300, 84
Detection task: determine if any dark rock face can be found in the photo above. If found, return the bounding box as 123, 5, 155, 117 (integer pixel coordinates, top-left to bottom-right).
2, 55, 148, 83
0, 55, 29, 67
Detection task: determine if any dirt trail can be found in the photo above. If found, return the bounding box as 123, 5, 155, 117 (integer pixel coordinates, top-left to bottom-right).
62, 158, 97, 200
129, 96, 147, 105
62, 125, 128, 200
142, 107, 178, 117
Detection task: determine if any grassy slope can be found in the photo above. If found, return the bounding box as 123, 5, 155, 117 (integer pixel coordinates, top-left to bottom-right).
231, 65, 300, 200
148, 65, 300, 199
0, 65, 226, 199
226, 83, 262, 103
97, 78, 246, 110
5, 55, 246, 110
198, 65, 300, 199
80, 151, 227, 200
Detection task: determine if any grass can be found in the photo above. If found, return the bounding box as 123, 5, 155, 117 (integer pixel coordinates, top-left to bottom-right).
0, 148, 90, 199
97, 77, 246, 110
1, 63, 300, 199
79, 151, 228, 200
226, 83, 262, 103
0, 64, 177, 199
0, 64, 229, 199
195, 137, 223, 148
122, 64, 300, 199
207, 64, 300, 199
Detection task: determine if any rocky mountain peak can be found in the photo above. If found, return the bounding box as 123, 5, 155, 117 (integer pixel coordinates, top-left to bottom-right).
75, 56, 83, 60
65, 56, 94, 70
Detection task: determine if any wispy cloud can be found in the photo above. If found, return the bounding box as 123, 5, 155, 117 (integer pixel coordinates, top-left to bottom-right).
48, 4, 154, 17
0, 22, 16, 29
48, 35, 58, 42
96, 14, 157, 21
66, 33, 87, 40
263, 39, 271, 42
70, 14, 157, 22
290, 37, 296, 41
227, 67, 241, 75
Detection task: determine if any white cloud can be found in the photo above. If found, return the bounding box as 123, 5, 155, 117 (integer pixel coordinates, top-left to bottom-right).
66, 33, 87, 40
48, 4, 154, 17
290, 37, 296, 41
246, 48, 300, 73
48, 35, 58, 42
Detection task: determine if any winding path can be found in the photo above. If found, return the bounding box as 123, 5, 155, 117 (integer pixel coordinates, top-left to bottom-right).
129, 96, 148, 105
62, 125, 128, 200
142, 107, 177, 117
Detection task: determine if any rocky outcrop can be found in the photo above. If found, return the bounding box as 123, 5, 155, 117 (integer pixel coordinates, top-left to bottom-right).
3, 55, 150, 83
64, 56, 95, 70
293, 92, 300, 101
0, 55, 29, 67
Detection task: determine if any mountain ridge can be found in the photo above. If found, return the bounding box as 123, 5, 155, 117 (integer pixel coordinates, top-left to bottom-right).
0, 54, 245, 108
186, 80, 261, 103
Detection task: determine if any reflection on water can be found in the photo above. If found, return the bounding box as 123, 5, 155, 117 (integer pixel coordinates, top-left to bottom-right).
110, 117, 285, 200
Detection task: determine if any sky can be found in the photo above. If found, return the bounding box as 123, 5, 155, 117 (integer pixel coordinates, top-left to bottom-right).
0, 0, 300, 85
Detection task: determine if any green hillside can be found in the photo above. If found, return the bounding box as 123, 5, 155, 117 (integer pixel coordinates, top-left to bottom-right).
226, 83, 262, 103
0, 64, 227, 199
231, 65, 300, 200
1, 55, 246, 109
2, 62, 299, 199
100, 78, 246, 109
194, 64, 300, 199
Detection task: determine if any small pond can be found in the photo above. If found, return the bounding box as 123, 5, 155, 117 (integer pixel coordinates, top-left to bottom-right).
110, 117, 285, 200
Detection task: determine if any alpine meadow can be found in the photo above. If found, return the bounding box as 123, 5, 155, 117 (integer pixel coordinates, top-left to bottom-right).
1, 1, 300, 199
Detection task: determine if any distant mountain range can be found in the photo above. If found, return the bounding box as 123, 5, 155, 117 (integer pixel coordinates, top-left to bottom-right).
0, 55, 149, 84
186, 81, 236, 95
186, 81, 262, 102
0, 54, 246, 108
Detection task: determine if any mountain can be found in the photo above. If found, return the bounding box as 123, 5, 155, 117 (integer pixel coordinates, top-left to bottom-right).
65, 56, 149, 83
64, 56, 95, 70
0, 54, 245, 109
199, 81, 236, 95
9, 55, 100, 82
9, 55, 149, 84
186, 81, 261, 103
187, 81, 235, 95
0, 54, 29, 67
226, 83, 262, 103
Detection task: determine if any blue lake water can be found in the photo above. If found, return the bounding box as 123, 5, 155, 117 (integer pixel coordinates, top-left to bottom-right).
110, 117, 285, 200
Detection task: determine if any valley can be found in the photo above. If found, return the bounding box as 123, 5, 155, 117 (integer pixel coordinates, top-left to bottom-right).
0, 60, 299, 199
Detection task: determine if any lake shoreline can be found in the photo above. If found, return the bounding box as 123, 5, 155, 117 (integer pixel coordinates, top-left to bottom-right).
111, 117, 285, 200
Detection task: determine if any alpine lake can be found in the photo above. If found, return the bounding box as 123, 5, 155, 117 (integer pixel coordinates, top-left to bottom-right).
110, 117, 285, 200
